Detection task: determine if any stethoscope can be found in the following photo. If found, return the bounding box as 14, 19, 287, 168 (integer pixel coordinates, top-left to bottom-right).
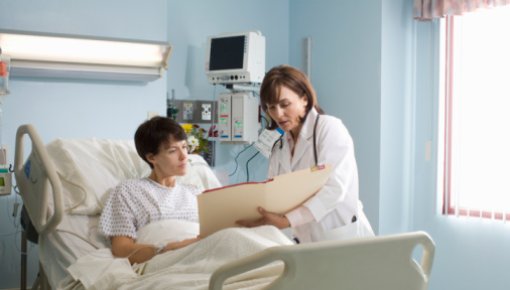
272, 113, 359, 230
272, 114, 321, 166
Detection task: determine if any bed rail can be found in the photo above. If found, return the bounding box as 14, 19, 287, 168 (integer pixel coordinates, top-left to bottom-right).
14, 124, 63, 235
209, 231, 435, 290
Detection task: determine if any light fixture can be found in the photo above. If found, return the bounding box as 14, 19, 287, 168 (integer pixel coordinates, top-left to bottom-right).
0, 30, 172, 82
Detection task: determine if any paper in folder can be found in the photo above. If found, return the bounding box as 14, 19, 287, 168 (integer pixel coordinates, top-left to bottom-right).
198, 164, 332, 236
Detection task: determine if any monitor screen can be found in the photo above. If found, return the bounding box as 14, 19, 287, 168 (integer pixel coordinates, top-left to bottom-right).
209, 36, 245, 70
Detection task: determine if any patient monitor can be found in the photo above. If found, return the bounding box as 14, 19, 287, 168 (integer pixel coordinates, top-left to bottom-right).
205, 31, 265, 85
205, 31, 265, 144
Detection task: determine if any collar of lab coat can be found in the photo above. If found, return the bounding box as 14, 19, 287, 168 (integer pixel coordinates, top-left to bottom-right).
284, 108, 319, 169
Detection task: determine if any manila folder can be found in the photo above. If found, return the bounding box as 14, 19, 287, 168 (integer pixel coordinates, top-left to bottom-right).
198, 164, 332, 236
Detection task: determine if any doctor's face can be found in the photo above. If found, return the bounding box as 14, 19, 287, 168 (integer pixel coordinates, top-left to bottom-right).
266, 86, 308, 136
147, 138, 189, 177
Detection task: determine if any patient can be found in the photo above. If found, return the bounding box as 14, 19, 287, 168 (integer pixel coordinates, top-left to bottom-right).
99, 116, 201, 264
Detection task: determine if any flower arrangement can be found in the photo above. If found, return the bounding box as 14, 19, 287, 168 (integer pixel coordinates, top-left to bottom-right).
181, 123, 209, 155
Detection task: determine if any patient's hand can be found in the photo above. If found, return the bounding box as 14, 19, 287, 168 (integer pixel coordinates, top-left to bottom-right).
236, 207, 290, 229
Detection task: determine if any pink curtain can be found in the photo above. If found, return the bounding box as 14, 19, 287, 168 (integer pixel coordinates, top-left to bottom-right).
414, 0, 510, 20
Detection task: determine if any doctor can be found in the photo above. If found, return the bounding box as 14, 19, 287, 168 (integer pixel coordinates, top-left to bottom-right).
237, 65, 374, 243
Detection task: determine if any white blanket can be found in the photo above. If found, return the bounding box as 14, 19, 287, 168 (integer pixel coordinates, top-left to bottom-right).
60, 225, 293, 290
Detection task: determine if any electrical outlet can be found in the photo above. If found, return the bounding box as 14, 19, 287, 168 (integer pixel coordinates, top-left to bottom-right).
201, 103, 212, 121
196, 100, 216, 123
182, 102, 194, 121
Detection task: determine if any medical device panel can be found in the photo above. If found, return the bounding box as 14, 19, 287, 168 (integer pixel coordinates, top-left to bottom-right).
217, 93, 232, 141
0, 147, 11, 195
217, 91, 259, 143
205, 31, 265, 85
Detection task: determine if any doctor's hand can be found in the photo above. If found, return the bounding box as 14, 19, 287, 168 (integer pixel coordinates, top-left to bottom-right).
236, 207, 290, 229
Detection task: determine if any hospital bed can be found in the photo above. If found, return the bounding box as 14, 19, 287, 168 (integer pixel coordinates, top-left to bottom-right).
14, 123, 436, 290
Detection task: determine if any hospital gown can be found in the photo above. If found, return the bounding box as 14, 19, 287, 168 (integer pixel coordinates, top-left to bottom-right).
99, 178, 200, 239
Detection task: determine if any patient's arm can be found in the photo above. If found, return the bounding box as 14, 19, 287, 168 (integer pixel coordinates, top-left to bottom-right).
111, 235, 200, 264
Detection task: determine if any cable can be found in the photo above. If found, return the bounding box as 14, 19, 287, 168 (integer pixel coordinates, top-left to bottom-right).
259, 112, 270, 130
211, 85, 218, 127
228, 143, 254, 177
245, 151, 260, 182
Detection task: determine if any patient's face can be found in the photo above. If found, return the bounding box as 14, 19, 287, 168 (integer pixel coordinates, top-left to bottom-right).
150, 139, 189, 177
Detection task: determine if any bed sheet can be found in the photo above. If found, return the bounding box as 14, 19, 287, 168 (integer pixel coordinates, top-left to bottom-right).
39, 213, 107, 289
38, 156, 221, 288
59, 225, 292, 290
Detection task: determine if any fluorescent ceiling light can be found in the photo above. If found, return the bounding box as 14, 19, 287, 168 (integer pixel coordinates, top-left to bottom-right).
0, 30, 172, 82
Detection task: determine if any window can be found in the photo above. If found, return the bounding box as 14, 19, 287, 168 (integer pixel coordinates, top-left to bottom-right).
442, 6, 510, 220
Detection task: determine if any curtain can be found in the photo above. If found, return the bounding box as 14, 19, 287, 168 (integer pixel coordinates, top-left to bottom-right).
414, 0, 510, 20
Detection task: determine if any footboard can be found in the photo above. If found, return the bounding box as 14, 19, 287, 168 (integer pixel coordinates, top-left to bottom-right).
209, 231, 435, 290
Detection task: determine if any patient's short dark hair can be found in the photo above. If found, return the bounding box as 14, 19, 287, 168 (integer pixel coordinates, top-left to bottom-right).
134, 116, 187, 168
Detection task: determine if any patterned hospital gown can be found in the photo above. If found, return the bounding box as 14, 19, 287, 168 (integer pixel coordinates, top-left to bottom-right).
99, 178, 200, 240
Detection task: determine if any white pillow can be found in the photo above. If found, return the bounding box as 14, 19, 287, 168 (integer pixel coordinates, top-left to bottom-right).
47, 138, 151, 215
136, 219, 199, 245
46, 139, 221, 216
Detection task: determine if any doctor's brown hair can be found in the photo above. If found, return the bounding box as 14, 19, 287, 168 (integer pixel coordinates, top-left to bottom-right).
260, 65, 323, 130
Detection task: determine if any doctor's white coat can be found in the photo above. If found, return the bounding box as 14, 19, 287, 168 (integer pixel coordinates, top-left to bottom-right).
268, 108, 374, 243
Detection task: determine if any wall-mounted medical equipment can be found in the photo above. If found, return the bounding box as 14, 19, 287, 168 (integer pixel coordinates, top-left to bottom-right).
0, 30, 172, 82
170, 99, 217, 124
217, 91, 259, 143
0, 147, 11, 195
0, 168, 12, 195
205, 31, 265, 85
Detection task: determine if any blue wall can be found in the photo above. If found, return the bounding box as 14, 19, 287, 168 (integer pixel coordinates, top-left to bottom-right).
1, 1, 509, 290
0, 0, 169, 139
380, 0, 416, 234
0, 0, 169, 287
289, 0, 383, 233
